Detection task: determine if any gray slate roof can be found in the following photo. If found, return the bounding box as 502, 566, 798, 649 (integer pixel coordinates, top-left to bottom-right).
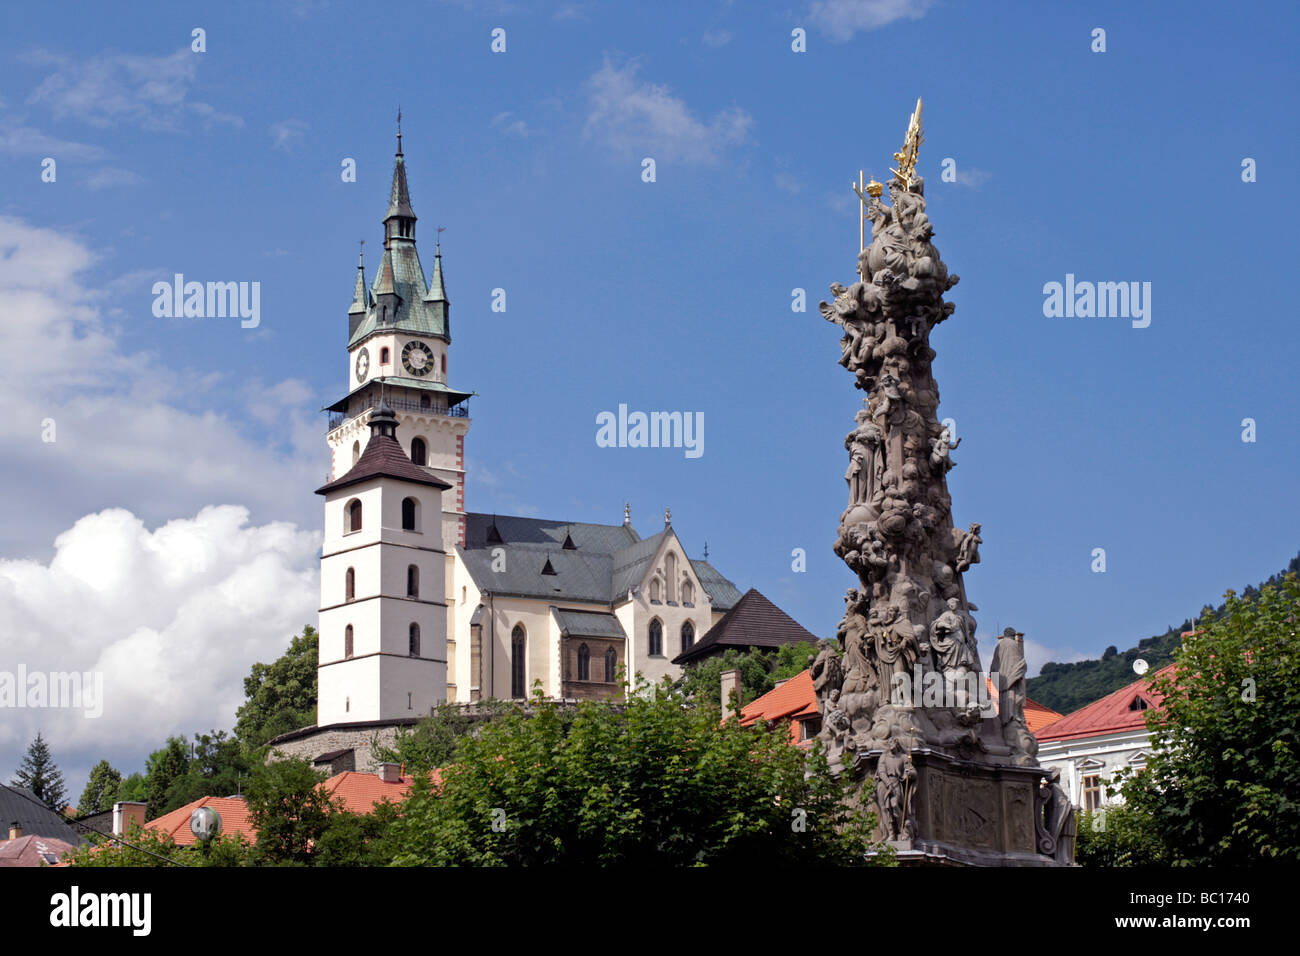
458, 513, 740, 610
672, 588, 820, 665
553, 608, 627, 639
0, 785, 85, 846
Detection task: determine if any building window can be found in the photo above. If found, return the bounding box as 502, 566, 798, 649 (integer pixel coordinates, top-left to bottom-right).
1082, 774, 1103, 812
649, 618, 663, 657
420, 394, 431, 408
681, 620, 695, 652
345, 625, 354, 659
347, 499, 362, 533
511, 626, 526, 699
402, 496, 419, 531
345, 567, 355, 602
577, 643, 590, 681
380, 347, 390, 364
441, 354, 446, 374
352, 440, 360, 466
649, 578, 661, 603
801, 717, 823, 740
664, 553, 678, 603
681, 580, 694, 605
407, 564, 419, 598
605, 647, 617, 683
411, 437, 427, 466
409, 623, 420, 657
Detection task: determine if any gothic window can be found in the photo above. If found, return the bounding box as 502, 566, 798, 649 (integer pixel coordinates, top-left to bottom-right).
345, 567, 355, 602
511, 626, 526, 699
649, 618, 663, 657
411, 437, 427, 465
681, 620, 695, 653
605, 647, 617, 682
409, 623, 421, 657
664, 553, 678, 603
681, 580, 694, 606
407, 564, 419, 598
649, 578, 662, 603
352, 441, 360, 466
402, 496, 419, 531
577, 643, 590, 681
345, 625, 354, 659
347, 499, 362, 533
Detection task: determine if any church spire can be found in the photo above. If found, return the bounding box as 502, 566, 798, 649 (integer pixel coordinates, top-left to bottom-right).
384, 111, 416, 246
348, 242, 368, 315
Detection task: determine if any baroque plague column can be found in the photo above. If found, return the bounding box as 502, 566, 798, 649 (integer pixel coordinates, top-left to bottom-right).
811, 101, 1074, 865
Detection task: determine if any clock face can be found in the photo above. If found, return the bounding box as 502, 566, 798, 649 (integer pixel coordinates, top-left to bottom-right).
402, 341, 434, 377
355, 347, 370, 383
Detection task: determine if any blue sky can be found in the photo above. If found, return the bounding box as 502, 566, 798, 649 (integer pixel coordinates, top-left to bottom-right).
1, 0, 1297, 793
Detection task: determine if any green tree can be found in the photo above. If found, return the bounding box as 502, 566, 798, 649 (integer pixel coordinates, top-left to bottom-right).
676, 642, 819, 708
243, 756, 340, 866
144, 736, 189, 820
387, 680, 886, 866
116, 772, 147, 804
12, 732, 68, 812
235, 625, 319, 749
64, 823, 252, 868
1075, 806, 1167, 867
159, 730, 254, 814
374, 699, 513, 774
77, 760, 123, 816
1120, 574, 1300, 865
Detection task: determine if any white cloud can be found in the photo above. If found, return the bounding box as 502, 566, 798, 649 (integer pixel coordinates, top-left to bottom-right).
976, 631, 1089, 680
491, 111, 529, 139
702, 29, 733, 48
0, 505, 319, 781
25, 47, 243, 130
953, 165, 992, 188
270, 118, 308, 152
84, 166, 144, 189
583, 55, 752, 165
808, 0, 933, 42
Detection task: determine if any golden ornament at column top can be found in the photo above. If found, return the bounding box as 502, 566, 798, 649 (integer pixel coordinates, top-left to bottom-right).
890, 97, 925, 189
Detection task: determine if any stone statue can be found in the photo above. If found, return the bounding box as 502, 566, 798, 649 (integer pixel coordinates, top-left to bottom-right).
810, 638, 844, 714
955, 521, 982, 572
874, 738, 917, 842
990, 627, 1027, 727
1036, 768, 1076, 864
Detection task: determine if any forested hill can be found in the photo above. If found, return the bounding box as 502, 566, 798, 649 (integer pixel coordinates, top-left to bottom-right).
1025, 550, 1300, 716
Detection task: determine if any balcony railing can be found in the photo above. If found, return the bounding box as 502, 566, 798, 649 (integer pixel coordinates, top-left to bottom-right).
328, 397, 469, 432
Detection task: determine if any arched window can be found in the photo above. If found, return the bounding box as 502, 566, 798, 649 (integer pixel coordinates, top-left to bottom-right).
511, 626, 526, 699
409, 622, 421, 657
380, 347, 390, 364
681, 620, 695, 652
402, 496, 419, 531
407, 564, 419, 598
681, 580, 694, 605
352, 440, 360, 466
649, 618, 663, 657
664, 553, 678, 602
345, 567, 355, 602
605, 647, 617, 682
344, 625, 354, 659
411, 437, 427, 466
441, 354, 446, 374
649, 578, 661, 603
347, 499, 362, 533
577, 643, 590, 681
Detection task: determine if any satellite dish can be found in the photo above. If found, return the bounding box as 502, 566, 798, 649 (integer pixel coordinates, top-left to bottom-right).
1133, 659, 1149, 676
190, 806, 223, 842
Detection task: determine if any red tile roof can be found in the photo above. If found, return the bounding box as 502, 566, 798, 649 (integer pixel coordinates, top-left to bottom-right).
738, 670, 821, 744
983, 676, 1064, 734
322, 771, 417, 813
146, 796, 256, 847
1036, 664, 1175, 742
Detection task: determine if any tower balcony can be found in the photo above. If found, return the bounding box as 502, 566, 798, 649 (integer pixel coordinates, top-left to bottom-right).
328, 396, 470, 433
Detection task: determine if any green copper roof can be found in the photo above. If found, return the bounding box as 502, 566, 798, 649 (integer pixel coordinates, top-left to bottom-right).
385, 151, 416, 222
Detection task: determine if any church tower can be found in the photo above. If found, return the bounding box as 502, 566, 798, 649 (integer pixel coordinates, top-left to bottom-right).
315, 404, 451, 724
324, 124, 474, 552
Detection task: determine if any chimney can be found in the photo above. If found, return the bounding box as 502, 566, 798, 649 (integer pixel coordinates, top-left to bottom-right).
7, 822, 21, 841
378, 762, 402, 783
721, 669, 742, 721
112, 802, 147, 836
